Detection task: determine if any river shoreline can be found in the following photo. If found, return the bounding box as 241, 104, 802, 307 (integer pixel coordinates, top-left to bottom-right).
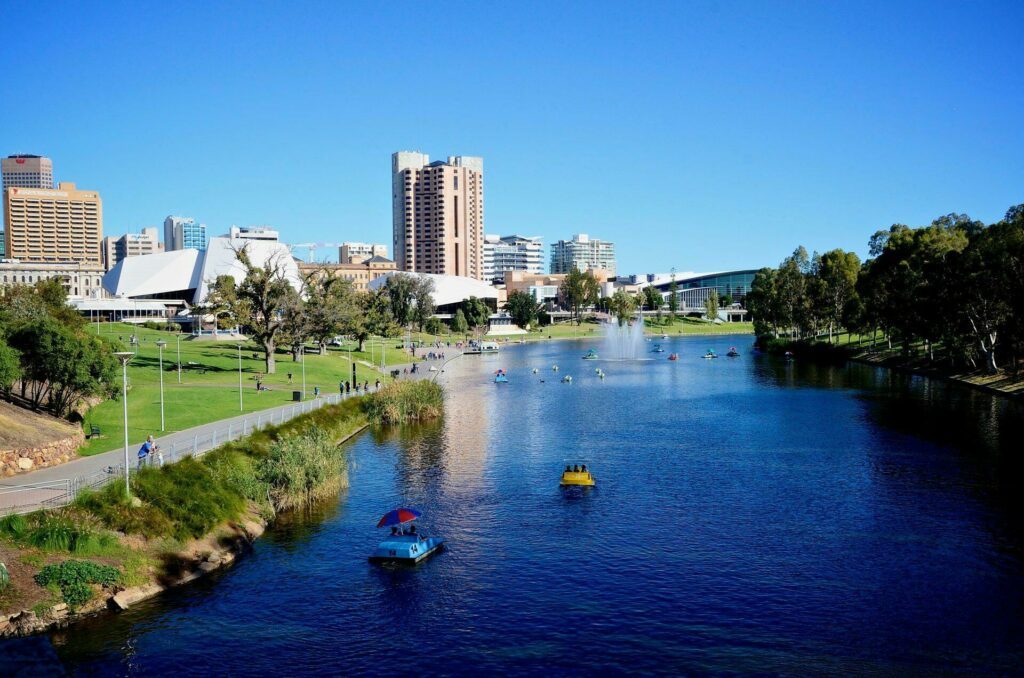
0, 419, 370, 640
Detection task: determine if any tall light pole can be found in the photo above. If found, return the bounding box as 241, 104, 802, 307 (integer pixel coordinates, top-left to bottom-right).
114, 352, 134, 497
236, 344, 244, 411
176, 334, 183, 384
301, 345, 307, 400
156, 340, 167, 431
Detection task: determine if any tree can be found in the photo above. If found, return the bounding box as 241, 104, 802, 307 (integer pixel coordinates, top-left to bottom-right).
451, 308, 468, 334
460, 296, 491, 330
704, 289, 719, 322
746, 267, 781, 338
608, 289, 637, 326
642, 286, 663, 323
558, 267, 600, 325
411, 277, 436, 331
6, 319, 119, 417
382, 273, 417, 327
505, 290, 539, 329
303, 270, 358, 355
721, 293, 734, 308
202, 245, 298, 374
0, 338, 20, 394
816, 249, 861, 343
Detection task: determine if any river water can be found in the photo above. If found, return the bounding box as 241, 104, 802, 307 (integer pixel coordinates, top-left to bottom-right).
43, 336, 1024, 674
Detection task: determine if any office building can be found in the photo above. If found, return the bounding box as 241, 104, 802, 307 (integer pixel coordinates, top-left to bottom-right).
550, 233, 616, 275
339, 242, 388, 264
2, 155, 54, 191
163, 216, 207, 251
102, 227, 162, 271
392, 151, 485, 280
228, 225, 279, 242
3, 183, 103, 266
483, 234, 543, 283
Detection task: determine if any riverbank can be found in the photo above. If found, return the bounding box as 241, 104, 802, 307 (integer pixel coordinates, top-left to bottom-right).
0, 399, 369, 638
482, 318, 754, 344
0, 378, 448, 639
760, 336, 1024, 400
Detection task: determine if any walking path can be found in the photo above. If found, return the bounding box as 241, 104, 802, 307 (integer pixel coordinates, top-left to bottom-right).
0, 344, 466, 514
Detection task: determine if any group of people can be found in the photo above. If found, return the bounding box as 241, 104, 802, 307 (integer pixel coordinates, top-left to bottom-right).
137, 435, 163, 469
339, 379, 380, 395
424, 351, 447, 360
564, 464, 588, 474
389, 524, 425, 541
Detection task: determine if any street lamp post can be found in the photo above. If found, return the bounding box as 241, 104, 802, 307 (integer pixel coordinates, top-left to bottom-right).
156, 340, 167, 431
176, 334, 183, 384
236, 344, 244, 412
301, 345, 306, 400
114, 352, 134, 497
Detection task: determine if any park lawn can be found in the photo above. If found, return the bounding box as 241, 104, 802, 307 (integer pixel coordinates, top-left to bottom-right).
515, 318, 754, 341
79, 323, 417, 456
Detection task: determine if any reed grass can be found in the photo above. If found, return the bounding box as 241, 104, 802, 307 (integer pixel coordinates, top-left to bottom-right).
363, 380, 444, 425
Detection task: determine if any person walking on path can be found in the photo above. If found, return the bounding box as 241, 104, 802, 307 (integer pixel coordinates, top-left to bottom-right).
313, 385, 320, 398
137, 435, 157, 469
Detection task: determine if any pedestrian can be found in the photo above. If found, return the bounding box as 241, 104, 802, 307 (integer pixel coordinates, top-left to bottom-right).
287, 372, 293, 384
375, 379, 381, 390
137, 435, 156, 469
364, 380, 369, 391
313, 385, 320, 398
339, 381, 344, 396
157, 448, 165, 467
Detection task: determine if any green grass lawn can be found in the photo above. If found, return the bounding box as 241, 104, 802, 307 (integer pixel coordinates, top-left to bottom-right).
510, 317, 755, 342
79, 323, 418, 456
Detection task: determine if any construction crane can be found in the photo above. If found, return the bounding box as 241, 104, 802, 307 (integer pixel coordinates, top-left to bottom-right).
288, 242, 344, 263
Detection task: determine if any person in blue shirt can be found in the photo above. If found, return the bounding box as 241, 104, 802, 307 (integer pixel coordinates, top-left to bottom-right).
137, 435, 156, 469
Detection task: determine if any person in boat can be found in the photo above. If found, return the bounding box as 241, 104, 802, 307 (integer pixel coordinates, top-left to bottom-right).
409, 525, 417, 536
391, 526, 399, 536
581, 464, 587, 473
565, 464, 571, 472
573, 464, 580, 472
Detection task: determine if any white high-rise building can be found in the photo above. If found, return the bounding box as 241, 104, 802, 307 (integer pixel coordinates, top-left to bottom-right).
550, 233, 616, 275
2, 155, 54, 191
483, 234, 543, 283
163, 216, 207, 251
228, 225, 279, 242
392, 151, 485, 280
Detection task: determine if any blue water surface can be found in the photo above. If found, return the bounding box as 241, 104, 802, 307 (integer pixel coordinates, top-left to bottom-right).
45, 336, 1024, 674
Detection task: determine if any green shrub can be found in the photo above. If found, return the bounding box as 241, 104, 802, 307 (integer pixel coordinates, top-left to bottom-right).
363, 380, 444, 425
34, 559, 120, 610
132, 457, 246, 540
75, 484, 175, 539
28, 513, 75, 551
0, 562, 9, 591
256, 428, 348, 511
0, 514, 28, 540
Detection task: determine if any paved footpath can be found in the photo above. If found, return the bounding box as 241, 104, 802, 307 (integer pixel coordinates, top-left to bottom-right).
0, 347, 465, 514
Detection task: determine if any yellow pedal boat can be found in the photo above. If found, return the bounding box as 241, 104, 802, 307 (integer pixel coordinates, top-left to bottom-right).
560, 464, 595, 487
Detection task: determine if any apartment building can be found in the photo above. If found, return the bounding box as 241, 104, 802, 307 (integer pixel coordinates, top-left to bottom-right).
550, 233, 616, 275
339, 242, 388, 264
392, 151, 484, 280
298, 256, 397, 292
163, 215, 207, 251
483, 234, 543, 283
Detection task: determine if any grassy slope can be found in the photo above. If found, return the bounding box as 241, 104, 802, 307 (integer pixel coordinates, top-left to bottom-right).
0, 401, 80, 449
79, 323, 416, 456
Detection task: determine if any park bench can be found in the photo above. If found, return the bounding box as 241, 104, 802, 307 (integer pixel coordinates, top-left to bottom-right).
88, 424, 102, 439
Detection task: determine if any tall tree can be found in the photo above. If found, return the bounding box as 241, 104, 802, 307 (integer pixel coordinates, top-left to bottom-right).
642, 286, 663, 323
505, 290, 540, 329
608, 289, 637, 326
816, 249, 861, 343
383, 273, 418, 327
558, 267, 600, 325
704, 289, 720, 322
411, 277, 436, 331
451, 308, 469, 334
746, 267, 781, 338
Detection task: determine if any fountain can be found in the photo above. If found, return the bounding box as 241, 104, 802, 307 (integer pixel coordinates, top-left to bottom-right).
600, 308, 648, 360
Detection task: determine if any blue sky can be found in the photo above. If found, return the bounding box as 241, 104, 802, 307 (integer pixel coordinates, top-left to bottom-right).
2, 1, 1022, 274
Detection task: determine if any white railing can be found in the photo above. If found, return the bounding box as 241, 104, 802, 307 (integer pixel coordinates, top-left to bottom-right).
0, 393, 349, 516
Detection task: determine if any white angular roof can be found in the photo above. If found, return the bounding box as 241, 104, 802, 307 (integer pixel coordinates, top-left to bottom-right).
368, 272, 498, 306
102, 237, 302, 304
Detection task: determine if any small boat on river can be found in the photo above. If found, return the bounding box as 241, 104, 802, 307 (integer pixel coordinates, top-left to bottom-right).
668, 353, 679, 361
726, 347, 740, 357
702, 349, 718, 359
369, 508, 445, 564
652, 344, 665, 353
560, 462, 595, 487
494, 369, 509, 383
582, 349, 599, 360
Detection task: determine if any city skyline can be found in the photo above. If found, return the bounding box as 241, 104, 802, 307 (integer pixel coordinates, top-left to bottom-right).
1, 2, 1021, 275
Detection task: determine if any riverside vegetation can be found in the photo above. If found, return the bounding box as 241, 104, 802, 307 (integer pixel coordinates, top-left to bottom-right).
0, 380, 444, 635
